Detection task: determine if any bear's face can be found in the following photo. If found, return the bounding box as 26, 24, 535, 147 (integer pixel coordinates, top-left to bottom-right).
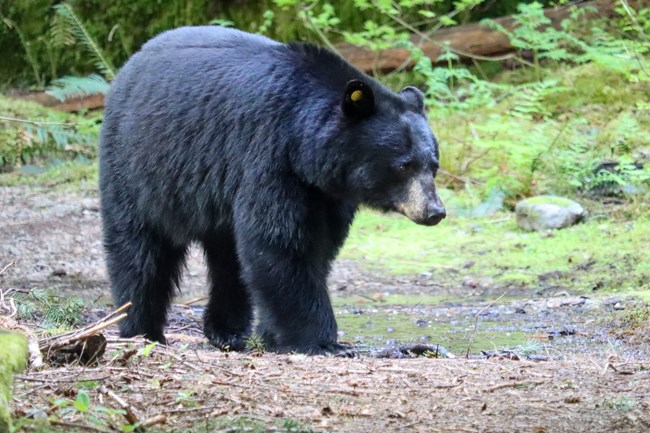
340, 81, 446, 226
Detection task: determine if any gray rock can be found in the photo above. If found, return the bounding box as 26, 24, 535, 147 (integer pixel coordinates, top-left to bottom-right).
515, 196, 585, 231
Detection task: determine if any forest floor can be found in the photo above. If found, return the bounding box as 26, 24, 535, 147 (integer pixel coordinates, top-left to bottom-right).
1, 185, 650, 433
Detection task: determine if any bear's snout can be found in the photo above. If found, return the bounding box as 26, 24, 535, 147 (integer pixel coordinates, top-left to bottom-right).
396, 176, 445, 226
421, 202, 446, 226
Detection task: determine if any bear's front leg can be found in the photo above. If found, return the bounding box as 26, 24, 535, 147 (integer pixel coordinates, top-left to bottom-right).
233, 212, 352, 356
238, 240, 352, 356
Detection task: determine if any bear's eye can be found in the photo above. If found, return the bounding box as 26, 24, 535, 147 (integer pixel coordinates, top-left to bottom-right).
399, 162, 413, 172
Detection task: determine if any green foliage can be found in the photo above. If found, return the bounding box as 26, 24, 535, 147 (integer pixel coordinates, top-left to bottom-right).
137, 341, 158, 357
51, 390, 132, 431
0, 0, 548, 87
482, 2, 573, 77
208, 17, 235, 28
52, 3, 115, 79
1, 16, 45, 88
2, 1, 649, 204
43, 3, 114, 102
509, 79, 564, 119
0, 95, 100, 172
245, 333, 266, 353
16, 289, 84, 328
46, 74, 109, 102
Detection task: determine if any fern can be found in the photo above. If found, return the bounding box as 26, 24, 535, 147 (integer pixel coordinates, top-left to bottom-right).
510, 79, 565, 120
1, 17, 44, 88
53, 3, 115, 79
46, 74, 110, 102
49, 11, 75, 49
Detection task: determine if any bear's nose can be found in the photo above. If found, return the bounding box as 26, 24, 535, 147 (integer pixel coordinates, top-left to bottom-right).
425, 205, 446, 226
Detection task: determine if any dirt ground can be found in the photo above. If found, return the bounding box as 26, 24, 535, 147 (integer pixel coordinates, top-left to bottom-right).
1, 186, 650, 432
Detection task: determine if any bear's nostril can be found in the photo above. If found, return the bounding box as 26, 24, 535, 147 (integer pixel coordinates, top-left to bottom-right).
426, 206, 446, 225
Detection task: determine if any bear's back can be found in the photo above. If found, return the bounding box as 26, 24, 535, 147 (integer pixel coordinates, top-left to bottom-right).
140, 26, 281, 53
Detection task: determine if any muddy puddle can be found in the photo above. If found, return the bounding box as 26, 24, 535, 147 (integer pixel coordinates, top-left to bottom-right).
152, 291, 643, 360
336, 293, 642, 358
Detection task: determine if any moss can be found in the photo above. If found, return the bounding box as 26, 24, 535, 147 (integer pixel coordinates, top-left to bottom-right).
342, 208, 650, 294
0, 330, 28, 432
543, 63, 650, 114
518, 195, 579, 207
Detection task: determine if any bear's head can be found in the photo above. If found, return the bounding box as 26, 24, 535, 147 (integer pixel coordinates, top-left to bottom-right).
335, 79, 446, 227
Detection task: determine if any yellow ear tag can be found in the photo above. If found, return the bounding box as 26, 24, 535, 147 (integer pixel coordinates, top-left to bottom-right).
351, 89, 363, 102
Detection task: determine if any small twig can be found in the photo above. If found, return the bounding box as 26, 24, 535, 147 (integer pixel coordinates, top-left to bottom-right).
433, 378, 465, 389
465, 293, 506, 358
140, 414, 167, 428
98, 385, 141, 427
0, 115, 76, 127
27, 335, 44, 369
607, 363, 635, 375
483, 379, 545, 393
17, 374, 111, 383
180, 295, 208, 306
438, 169, 483, 186
159, 349, 202, 372
399, 420, 421, 429
0, 286, 18, 318
0, 261, 15, 276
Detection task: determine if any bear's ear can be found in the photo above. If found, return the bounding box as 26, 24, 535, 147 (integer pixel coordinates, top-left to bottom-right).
342, 79, 375, 119
400, 86, 425, 112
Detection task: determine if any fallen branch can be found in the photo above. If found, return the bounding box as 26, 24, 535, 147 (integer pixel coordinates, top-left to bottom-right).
39, 302, 131, 364
40, 302, 131, 351
6, 91, 105, 113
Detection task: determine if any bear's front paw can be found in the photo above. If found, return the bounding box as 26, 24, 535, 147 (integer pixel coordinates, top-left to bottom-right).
205, 330, 248, 352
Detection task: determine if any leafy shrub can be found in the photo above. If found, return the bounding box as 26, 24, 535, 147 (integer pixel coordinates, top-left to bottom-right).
0, 95, 99, 169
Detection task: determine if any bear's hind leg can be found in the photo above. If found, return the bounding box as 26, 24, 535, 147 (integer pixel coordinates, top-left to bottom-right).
202, 231, 253, 351
105, 223, 187, 343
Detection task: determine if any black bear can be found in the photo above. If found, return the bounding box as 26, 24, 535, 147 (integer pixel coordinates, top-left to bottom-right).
99, 26, 445, 356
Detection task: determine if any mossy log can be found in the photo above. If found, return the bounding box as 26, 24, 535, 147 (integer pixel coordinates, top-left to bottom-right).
0, 330, 28, 433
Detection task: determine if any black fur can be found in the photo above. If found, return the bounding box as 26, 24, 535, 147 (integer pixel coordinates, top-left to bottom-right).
99, 26, 444, 355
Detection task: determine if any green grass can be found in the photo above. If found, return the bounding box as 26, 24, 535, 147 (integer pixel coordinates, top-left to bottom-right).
341, 207, 650, 294
0, 159, 98, 189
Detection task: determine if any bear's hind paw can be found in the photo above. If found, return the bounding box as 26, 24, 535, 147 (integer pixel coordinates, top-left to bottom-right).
303, 342, 356, 357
